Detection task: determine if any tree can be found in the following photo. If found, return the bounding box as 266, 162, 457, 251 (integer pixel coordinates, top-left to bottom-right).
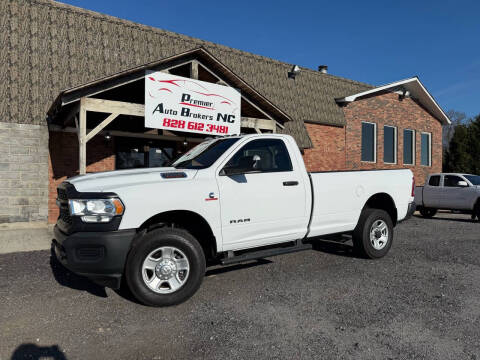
468, 114, 480, 174
444, 124, 472, 173
443, 110, 467, 150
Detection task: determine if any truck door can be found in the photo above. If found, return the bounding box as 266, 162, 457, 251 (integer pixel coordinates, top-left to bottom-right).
423, 175, 443, 208
216, 138, 308, 251
442, 175, 474, 210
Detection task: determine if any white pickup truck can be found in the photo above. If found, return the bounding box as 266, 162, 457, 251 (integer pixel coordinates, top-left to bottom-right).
53, 134, 415, 306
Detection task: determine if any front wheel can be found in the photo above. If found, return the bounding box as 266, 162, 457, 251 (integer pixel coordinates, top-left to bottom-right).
125, 228, 206, 306
420, 207, 437, 218
353, 208, 393, 259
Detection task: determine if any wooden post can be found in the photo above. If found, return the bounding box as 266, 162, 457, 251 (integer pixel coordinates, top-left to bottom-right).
191, 60, 199, 79
79, 97, 87, 175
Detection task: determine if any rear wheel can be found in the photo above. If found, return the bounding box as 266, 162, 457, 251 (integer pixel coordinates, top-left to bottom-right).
353, 208, 393, 259
473, 202, 480, 221
125, 228, 206, 306
419, 207, 437, 218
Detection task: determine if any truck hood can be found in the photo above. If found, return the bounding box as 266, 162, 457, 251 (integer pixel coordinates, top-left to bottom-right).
67, 167, 198, 193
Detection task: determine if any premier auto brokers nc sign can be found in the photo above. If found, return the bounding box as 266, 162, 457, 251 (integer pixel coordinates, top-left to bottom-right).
145, 71, 241, 136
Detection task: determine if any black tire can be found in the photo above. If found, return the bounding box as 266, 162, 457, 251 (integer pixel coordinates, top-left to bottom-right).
419, 207, 437, 218
474, 201, 480, 221
125, 228, 206, 307
352, 208, 394, 259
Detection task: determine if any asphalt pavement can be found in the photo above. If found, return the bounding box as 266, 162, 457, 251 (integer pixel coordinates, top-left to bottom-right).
0, 213, 479, 360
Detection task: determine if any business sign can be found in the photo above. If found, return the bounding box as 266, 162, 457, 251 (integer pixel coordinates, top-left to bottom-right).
145, 71, 241, 136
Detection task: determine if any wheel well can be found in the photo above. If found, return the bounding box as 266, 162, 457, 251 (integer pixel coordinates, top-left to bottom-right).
364, 193, 398, 225
138, 210, 217, 261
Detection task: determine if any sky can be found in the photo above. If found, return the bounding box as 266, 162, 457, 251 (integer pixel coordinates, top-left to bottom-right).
61, 0, 480, 118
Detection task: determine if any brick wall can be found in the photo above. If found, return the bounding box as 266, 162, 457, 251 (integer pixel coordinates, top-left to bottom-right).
0, 122, 49, 223
343, 92, 443, 185
48, 131, 115, 223
302, 123, 346, 172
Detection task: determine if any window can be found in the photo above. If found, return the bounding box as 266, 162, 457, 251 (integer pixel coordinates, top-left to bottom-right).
421, 132, 431, 166
403, 129, 415, 165
383, 126, 397, 164
444, 175, 465, 187
172, 138, 239, 169
225, 139, 292, 173
428, 175, 440, 186
464, 175, 480, 185
361, 122, 376, 162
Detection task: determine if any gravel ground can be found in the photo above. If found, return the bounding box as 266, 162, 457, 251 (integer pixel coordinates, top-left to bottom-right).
0, 213, 479, 360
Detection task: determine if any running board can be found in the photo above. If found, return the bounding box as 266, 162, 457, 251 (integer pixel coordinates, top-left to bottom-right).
220, 242, 312, 265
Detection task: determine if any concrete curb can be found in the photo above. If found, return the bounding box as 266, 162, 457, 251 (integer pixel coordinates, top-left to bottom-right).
0, 223, 53, 254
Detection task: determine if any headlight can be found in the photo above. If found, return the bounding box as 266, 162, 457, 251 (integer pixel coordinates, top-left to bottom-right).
69, 198, 125, 223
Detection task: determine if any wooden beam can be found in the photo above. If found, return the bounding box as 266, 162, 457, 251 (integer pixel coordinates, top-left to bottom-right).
61, 103, 80, 128
86, 113, 120, 142
79, 98, 87, 175
191, 60, 199, 80
83, 98, 144, 117
49, 125, 205, 144
241, 117, 277, 132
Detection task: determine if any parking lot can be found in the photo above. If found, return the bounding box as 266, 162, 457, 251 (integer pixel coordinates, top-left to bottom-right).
0, 213, 479, 360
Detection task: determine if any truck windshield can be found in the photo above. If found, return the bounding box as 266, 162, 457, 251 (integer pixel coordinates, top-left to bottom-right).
464, 175, 480, 185
172, 138, 240, 169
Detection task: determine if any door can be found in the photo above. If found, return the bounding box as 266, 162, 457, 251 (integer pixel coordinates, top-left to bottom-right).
441, 175, 473, 209
216, 138, 308, 251
423, 175, 443, 208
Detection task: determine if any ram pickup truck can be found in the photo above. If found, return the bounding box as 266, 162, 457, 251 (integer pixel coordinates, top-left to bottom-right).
53, 134, 415, 306
415, 173, 480, 219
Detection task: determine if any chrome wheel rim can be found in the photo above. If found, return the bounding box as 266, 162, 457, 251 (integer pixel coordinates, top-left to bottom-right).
370, 220, 389, 250
142, 246, 190, 294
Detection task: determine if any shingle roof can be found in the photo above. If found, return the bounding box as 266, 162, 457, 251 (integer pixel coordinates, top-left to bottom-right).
1, 0, 373, 148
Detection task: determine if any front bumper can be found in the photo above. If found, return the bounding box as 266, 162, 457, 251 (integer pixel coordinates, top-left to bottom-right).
53, 225, 136, 289
399, 201, 416, 223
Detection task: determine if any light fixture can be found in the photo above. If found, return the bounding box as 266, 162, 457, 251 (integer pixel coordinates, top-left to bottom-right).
399, 90, 411, 100
183, 138, 188, 146
288, 65, 301, 79
104, 132, 111, 141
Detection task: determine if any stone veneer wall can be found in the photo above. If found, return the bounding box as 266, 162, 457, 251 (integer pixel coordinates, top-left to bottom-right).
0, 122, 49, 223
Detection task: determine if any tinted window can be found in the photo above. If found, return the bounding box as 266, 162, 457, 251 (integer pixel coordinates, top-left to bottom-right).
428, 175, 440, 186
225, 139, 292, 172
464, 175, 480, 185
421, 133, 431, 166
361, 122, 376, 162
444, 175, 464, 187
384, 126, 396, 163
172, 138, 239, 169
403, 129, 414, 165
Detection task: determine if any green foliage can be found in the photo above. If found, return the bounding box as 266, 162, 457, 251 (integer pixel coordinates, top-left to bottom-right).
444, 114, 480, 173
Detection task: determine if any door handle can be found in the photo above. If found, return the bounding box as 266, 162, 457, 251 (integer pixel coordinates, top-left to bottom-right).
283, 181, 299, 186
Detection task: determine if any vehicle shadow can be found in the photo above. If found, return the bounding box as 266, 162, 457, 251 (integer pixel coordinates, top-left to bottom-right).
413, 214, 476, 223
49, 246, 108, 298
11, 343, 67, 360
310, 239, 357, 258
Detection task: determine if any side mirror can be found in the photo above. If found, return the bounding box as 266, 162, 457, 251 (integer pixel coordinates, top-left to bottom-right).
457, 180, 468, 187
220, 155, 262, 176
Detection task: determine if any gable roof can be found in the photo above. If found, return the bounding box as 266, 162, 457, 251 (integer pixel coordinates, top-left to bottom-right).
48, 47, 294, 126
336, 77, 451, 125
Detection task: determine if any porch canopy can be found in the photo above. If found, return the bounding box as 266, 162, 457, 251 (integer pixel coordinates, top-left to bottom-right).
47, 47, 292, 174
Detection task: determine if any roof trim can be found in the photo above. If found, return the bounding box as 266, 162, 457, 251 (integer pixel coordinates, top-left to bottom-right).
335, 77, 451, 125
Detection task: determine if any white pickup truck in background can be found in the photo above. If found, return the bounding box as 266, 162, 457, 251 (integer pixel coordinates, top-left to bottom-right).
415, 173, 480, 219
53, 134, 416, 306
